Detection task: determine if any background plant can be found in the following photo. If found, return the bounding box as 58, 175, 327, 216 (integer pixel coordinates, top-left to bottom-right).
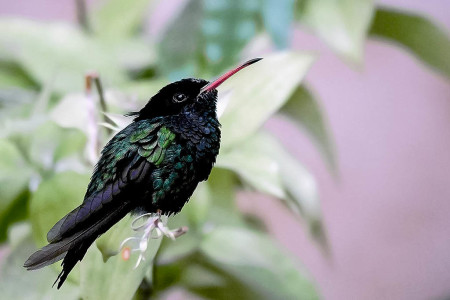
0, 0, 448, 299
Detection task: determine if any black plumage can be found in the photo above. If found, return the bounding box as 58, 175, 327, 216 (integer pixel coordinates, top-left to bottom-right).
24, 58, 262, 288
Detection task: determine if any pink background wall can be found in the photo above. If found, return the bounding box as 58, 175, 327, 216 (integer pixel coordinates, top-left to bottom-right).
2, 0, 449, 299
266, 1, 450, 298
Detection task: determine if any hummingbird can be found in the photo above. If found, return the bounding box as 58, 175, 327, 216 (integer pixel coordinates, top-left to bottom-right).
24, 58, 262, 288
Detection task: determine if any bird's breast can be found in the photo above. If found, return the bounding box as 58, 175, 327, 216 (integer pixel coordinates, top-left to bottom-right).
148, 116, 220, 214
168, 112, 221, 181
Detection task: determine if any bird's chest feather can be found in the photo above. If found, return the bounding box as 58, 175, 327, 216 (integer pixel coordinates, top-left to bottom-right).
146, 113, 220, 214
168, 112, 221, 181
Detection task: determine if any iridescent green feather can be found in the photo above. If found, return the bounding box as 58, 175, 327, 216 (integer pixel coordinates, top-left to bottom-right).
149, 147, 163, 164
86, 120, 163, 197
138, 147, 153, 158
142, 126, 176, 166
142, 140, 157, 151
130, 129, 150, 143
157, 127, 176, 148
130, 122, 159, 143
85, 120, 178, 201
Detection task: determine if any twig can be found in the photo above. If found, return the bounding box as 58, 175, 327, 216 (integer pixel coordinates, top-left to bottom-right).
85, 73, 100, 164
75, 0, 91, 33
93, 77, 109, 123
86, 73, 113, 136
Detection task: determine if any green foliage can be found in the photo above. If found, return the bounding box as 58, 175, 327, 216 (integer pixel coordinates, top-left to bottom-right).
81, 217, 162, 300
153, 226, 319, 299
296, 0, 375, 63
158, 0, 203, 78
0, 62, 38, 89
370, 7, 450, 78
0, 19, 154, 93
0, 19, 123, 93
30, 171, 90, 284
0, 224, 80, 299
217, 134, 286, 200
219, 51, 315, 148
0, 140, 32, 241
159, 0, 260, 77
0, 140, 31, 212
30, 172, 90, 248
201, 0, 259, 73
201, 227, 319, 299
262, 0, 295, 48
0, 0, 448, 299
280, 85, 337, 172
93, 0, 156, 40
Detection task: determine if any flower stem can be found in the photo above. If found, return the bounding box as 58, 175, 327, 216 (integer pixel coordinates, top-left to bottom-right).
75, 0, 91, 33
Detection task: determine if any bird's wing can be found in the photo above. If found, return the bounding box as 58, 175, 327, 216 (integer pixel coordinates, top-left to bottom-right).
46, 120, 177, 243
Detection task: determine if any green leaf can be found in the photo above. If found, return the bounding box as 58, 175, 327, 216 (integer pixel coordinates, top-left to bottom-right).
296, 0, 375, 63
203, 168, 240, 219
118, 78, 169, 102
0, 223, 80, 299
0, 189, 29, 243
156, 233, 200, 267
50, 93, 91, 133
216, 134, 286, 199
6, 123, 76, 174
29, 171, 90, 246
369, 7, 450, 78
81, 216, 162, 300
0, 139, 31, 204
107, 38, 157, 72
53, 129, 87, 163
0, 19, 127, 93
158, 0, 203, 79
0, 89, 46, 139
159, 0, 259, 77
93, 0, 156, 39
28, 122, 87, 173
202, 0, 259, 73
29, 171, 91, 284
0, 139, 32, 241
219, 51, 315, 148
279, 85, 337, 172
154, 252, 265, 299
200, 227, 320, 299
264, 130, 328, 245
0, 62, 38, 89
0, 90, 37, 137
183, 181, 212, 227
157, 168, 241, 266
261, 0, 294, 48
217, 130, 326, 244
0, 89, 35, 117
186, 168, 243, 227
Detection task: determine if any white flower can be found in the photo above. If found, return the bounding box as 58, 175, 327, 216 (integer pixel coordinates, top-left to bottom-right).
119, 213, 188, 268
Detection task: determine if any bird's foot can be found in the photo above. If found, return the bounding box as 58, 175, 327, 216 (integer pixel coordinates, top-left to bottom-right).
119, 212, 188, 268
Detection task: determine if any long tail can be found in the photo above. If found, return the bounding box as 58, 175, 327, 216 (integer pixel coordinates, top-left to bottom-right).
24, 200, 131, 288
24, 157, 152, 288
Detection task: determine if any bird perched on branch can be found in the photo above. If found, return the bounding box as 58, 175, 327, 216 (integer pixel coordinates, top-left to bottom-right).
24, 58, 262, 288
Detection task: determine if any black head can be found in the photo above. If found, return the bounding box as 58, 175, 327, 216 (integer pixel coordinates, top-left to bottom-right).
131, 58, 263, 121
132, 78, 212, 121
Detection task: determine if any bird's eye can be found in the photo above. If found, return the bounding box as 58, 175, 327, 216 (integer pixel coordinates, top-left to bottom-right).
173, 93, 187, 103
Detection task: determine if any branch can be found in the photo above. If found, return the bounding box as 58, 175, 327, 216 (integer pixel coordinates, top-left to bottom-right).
76, 0, 91, 33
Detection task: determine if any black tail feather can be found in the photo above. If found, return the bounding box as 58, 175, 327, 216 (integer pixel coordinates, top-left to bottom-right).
24, 201, 131, 288
53, 237, 94, 289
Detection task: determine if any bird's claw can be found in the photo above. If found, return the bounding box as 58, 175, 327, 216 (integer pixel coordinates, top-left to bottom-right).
119, 212, 188, 268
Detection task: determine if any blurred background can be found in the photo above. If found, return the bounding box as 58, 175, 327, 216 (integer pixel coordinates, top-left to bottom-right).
0, 0, 449, 299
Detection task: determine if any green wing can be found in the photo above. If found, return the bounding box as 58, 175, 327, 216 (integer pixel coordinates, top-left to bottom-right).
85, 120, 176, 199
136, 126, 176, 165
47, 120, 178, 243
